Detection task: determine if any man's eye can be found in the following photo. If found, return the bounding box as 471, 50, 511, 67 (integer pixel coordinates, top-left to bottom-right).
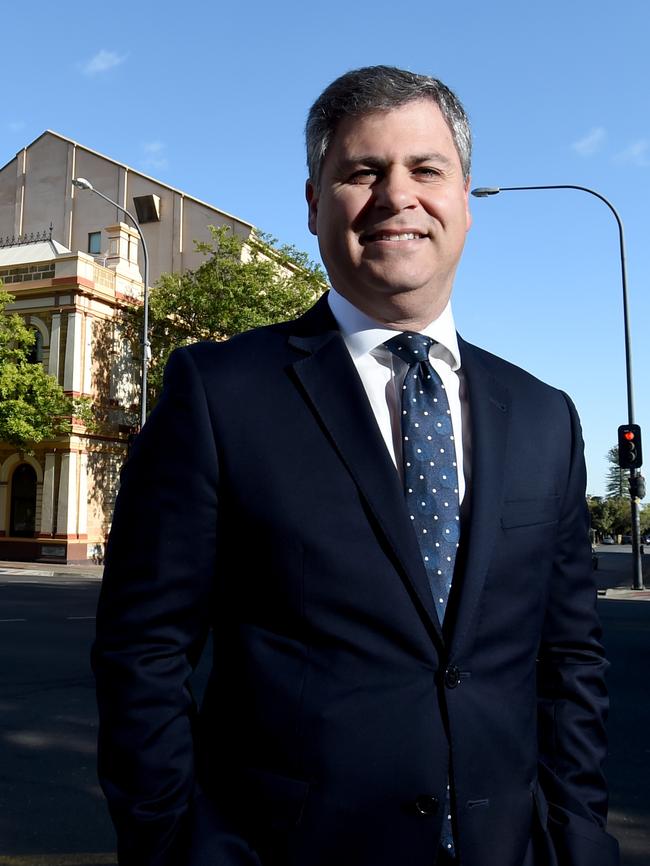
349, 169, 378, 184
414, 167, 441, 177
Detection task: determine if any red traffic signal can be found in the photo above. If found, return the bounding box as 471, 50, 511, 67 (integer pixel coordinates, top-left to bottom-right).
618, 424, 643, 469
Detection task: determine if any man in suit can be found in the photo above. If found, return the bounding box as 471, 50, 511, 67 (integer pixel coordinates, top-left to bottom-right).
92, 66, 619, 866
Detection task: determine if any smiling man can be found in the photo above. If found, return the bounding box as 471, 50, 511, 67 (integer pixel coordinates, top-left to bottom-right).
93, 66, 619, 866
306, 98, 471, 328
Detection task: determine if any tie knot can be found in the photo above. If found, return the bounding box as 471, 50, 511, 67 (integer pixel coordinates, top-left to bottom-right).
384, 332, 434, 366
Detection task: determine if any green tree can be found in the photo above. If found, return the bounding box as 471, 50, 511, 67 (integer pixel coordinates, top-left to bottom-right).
130, 225, 326, 406
587, 495, 631, 539
640, 504, 650, 535
0, 288, 92, 449
587, 496, 613, 539
605, 445, 629, 499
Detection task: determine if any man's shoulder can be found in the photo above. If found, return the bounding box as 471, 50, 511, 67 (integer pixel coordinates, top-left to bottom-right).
458, 335, 580, 431
459, 336, 565, 398
183, 320, 293, 360
170, 294, 334, 380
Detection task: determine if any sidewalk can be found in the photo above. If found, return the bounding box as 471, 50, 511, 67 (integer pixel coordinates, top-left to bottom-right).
0, 559, 103, 580
2, 549, 649, 596
594, 547, 650, 601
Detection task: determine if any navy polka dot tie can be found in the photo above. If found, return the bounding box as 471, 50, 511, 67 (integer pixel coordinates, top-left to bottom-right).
384, 331, 459, 860
384, 332, 460, 621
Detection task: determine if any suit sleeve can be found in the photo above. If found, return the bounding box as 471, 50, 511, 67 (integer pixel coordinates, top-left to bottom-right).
536, 393, 619, 864
91, 348, 257, 866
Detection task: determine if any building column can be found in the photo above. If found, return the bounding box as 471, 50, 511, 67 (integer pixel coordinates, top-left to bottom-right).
14, 148, 26, 237
40, 453, 56, 535
77, 453, 88, 538
0, 480, 7, 536
82, 317, 93, 394
49, 313, 61, 382
64, 312, 83, 393
56, 452, 78, 537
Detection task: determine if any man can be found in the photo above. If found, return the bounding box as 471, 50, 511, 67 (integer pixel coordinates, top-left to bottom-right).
92, 66, 619, 866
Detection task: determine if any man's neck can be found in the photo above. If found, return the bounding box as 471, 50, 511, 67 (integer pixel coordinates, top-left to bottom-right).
332, 286, 452, 332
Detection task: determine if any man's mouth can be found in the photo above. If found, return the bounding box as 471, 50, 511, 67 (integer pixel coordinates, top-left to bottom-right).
360, 231, 427, 244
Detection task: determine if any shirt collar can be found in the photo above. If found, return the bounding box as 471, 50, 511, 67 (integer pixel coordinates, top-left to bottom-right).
327, 287, 461, 371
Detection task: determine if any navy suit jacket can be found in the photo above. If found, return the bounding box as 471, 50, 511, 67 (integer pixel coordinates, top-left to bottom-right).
92, 295, 619, 866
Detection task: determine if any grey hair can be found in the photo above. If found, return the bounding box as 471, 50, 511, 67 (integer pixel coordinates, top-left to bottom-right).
306, 65, 472, 187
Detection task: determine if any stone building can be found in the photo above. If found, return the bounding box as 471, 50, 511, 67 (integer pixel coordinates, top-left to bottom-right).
0, 132, 254, 563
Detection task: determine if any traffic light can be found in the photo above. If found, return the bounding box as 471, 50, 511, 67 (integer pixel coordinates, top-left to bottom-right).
629, 474, 646, 500
618, 424, 643, 469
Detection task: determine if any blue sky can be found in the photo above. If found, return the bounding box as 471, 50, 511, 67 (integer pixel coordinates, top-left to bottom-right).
3, 0, 649, 496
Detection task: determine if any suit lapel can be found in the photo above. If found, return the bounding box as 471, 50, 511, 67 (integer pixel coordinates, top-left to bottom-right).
288, 298, 444, 645
450, 337, 510, 656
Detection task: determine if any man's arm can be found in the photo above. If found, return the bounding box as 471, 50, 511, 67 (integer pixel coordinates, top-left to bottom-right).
92, 347, 254, 866
536, 393, 619, 865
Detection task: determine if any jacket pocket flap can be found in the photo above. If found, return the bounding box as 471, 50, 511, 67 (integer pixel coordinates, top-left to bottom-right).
501, 496, 560, 529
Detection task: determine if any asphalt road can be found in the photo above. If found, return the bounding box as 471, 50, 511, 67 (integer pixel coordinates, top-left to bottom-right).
0, 564, 648, 865
0, 576, 113, 860
600, 597, 650, 865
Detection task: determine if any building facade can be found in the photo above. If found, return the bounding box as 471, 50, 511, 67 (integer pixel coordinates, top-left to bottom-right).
0, 132, 254, 563
0, 130, 254, 285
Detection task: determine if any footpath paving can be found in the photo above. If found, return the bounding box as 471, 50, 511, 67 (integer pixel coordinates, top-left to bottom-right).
3, 544, 649, 595
593, 547, 650, 600
0, 560, 103, 580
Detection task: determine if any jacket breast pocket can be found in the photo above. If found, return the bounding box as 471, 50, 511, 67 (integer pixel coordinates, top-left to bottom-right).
501, 496, 560, 529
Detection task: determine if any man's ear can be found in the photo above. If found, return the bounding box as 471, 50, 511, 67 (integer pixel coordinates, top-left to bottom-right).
306, 180, 318, 236
464, 176, 473, 233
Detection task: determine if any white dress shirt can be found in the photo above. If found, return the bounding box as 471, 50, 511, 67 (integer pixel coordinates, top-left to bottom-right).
327, 287, 468, 505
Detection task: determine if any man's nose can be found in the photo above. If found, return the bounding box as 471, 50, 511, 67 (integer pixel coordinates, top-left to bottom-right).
373, 168, 417, 211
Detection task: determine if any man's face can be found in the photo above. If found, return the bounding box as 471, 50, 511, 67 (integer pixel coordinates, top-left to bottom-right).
306, 100, 472, 321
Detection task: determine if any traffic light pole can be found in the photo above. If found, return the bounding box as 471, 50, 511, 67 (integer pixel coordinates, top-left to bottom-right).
599, 193, 643, 589
618, 427, 644, 589
472, 185, 644, 590
630, 471, 643, 590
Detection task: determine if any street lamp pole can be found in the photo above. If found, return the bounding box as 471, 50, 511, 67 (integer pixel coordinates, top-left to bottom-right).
72, 178, 150, 429
472, 184, 644, 589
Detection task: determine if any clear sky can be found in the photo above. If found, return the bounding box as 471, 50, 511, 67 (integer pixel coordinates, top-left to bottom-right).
3, 0, 649, 497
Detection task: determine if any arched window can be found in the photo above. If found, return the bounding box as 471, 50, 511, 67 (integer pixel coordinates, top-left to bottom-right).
27, 329, 43, 364
27, 330, 43, 364
10, 464, 37, 537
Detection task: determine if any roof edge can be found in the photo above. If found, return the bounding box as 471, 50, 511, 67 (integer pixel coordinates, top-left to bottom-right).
1, 130, 256, 233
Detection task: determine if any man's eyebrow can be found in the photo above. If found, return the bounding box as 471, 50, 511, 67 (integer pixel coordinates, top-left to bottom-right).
338, 152, 455, 169
407, 152, 455, 167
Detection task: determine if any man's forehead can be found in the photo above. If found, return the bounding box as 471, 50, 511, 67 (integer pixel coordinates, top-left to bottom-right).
337, 99, 443, 126
322, 102, 459, 171
330, 101, 453, 148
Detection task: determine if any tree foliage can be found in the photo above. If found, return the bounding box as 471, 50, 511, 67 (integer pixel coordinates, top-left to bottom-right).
0, 288, 92, 449
588, 443, 649, 538
587, 496, 631, 539
129, 225, 326, 406
642, 505, 650, 535
604, 445, 629, 499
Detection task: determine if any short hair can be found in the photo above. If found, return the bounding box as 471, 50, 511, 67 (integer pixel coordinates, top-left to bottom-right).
306, 65, 471, 187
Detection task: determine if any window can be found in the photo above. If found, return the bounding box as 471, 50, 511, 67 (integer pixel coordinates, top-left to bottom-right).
133, 194, 161, 223
88, 231, 102, 255
27, 329, 43, 364
10, 464, 37, 537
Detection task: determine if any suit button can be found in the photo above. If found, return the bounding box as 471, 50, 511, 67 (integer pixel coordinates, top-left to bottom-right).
414, 794, 439, 816
444, 665, 461, 688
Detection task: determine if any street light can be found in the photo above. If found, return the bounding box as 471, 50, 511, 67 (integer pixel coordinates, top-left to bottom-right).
472, 184, 644, 589
72, 177, 150, 429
